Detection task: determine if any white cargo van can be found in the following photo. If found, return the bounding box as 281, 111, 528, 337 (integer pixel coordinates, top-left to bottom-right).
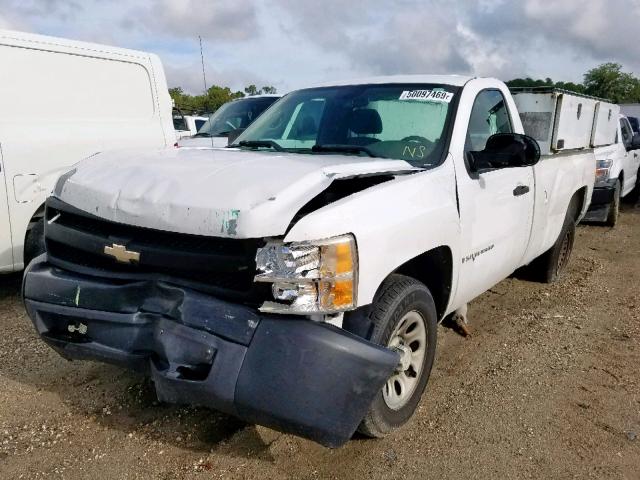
0, 30, 175, 272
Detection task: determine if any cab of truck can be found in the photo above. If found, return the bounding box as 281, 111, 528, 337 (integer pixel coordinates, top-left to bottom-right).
584, 114, 640, 225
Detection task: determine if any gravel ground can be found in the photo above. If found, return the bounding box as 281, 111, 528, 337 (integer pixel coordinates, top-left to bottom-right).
0, 203, 638, 479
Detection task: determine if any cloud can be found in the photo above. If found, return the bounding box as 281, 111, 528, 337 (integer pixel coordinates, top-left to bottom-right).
3, 0, 640, 93
275, 0, 640, 82
163, 61, 270, 94
139, 0, 259, 42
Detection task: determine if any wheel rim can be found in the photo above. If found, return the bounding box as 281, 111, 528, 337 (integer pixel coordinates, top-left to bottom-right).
557, 229, 573, 274
383, 310, 427, 410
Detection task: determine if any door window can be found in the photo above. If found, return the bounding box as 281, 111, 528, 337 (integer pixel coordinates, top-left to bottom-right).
620, 118, 634, 146
465, 90, 512, 152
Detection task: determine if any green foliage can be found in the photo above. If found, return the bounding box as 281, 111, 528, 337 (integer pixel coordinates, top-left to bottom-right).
583, 63, 640, 103
169, 84, 279, 115
505, 77, 585, 94
507, 63, 640, 103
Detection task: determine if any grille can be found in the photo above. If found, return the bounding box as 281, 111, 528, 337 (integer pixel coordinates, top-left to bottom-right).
44, 198, 268, 304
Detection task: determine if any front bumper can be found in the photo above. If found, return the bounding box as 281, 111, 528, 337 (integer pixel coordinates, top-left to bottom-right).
23, 258, 398, 447
584, 179, 617, 223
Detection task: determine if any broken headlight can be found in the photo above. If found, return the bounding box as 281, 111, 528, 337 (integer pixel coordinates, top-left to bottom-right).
255, 234, 358, 314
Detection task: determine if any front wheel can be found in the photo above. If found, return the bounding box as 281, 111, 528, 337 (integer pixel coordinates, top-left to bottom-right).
358, 275, 438, 438
24, 218, 46, 267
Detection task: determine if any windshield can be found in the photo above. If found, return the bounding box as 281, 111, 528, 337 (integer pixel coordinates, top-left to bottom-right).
196, 97, 279, 137
232, 83, 459, 166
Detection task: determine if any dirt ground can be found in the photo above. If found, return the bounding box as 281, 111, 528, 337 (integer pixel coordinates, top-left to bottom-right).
0, 203, 638, 480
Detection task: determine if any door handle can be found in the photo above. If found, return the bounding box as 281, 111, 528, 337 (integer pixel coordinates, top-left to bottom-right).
513, 185, 530, 196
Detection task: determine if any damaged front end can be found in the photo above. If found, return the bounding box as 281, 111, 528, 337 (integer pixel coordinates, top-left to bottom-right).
23, 199, 398, 448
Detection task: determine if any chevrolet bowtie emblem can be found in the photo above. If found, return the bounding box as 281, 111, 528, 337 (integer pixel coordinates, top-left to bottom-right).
104, 243, 140, 264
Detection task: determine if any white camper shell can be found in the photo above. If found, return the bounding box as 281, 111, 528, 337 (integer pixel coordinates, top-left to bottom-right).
0, 29, 175, 272
511, 88, 619, 155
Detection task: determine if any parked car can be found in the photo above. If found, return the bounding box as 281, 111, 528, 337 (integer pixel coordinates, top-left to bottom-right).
177, 95, 280, 148
173, 110, 208, 139
0, 29, 175, 274
25, 76, 606, 448
583, 115, 640, 225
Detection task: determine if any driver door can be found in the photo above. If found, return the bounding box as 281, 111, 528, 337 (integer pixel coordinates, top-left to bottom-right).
0, 142, 13, 270
453, 88, 535, 305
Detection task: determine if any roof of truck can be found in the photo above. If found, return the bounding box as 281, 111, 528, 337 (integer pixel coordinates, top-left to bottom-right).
312, 74, 474, 88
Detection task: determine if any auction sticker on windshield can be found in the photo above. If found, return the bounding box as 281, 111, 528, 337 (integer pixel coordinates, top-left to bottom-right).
399, 90, 454, 103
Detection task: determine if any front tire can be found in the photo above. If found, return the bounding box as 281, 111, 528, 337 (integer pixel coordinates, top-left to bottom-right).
358, 275, 437, 438
24, 218, 46, 267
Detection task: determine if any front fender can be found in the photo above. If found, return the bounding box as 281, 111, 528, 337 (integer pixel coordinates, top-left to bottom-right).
285, 163, 460, 307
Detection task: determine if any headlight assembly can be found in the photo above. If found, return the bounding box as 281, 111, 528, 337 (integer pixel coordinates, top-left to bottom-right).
255, 234, 357, 314
595, 159, 613, 185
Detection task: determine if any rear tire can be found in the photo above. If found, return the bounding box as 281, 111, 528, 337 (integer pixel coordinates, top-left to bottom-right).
358, 274, 438, 438
527, 197, 578, 283
24, 218, 46, 267
605, 179, 621, 227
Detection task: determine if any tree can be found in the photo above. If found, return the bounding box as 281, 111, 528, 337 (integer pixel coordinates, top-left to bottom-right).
262, 86, 277, 94
583, 63, 640, 103
506, 77, 585, 94
244, 85, 261, 96
168, 84, 246, 114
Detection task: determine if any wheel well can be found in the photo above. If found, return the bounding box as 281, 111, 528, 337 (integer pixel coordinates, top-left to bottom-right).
572, 186, 587, 222
392, 246, 452, 320
24, 204, 45, 242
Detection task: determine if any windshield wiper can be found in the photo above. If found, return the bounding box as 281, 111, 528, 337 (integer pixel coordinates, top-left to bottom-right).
311, 144, 379, 158
237, 140, 284, 151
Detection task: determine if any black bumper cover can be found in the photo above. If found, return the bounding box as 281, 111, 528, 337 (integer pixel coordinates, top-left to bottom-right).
584, 180, 617, 222
23, 258, 398, 447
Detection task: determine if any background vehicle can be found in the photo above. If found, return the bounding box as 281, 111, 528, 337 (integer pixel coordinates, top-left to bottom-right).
24, 76, 607, 448
0, 29, 175, 273
173, 110, 208, 139
177, 95, 280, 148
626, 116, 640, 134
583, 114, 640, 225
620, 103, 640, 129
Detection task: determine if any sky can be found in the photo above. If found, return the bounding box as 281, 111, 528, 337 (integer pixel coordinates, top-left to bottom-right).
1, 0, 640, 95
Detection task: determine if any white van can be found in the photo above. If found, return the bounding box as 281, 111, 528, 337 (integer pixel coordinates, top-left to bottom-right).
0, 29, 175, 273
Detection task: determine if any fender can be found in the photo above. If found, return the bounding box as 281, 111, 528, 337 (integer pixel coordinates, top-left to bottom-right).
285, 161, 461, 307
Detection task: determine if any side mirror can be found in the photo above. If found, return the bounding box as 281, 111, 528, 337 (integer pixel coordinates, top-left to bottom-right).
468, 133, 540, 172
630, 133, 640, 151
227, 128, 246, 145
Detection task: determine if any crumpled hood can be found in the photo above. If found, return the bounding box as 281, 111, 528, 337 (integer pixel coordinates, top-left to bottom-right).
55, 147, 416, 238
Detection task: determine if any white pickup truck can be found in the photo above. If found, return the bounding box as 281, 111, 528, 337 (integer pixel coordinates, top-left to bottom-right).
583, 114, 640, 225
24, 76, 603, 448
